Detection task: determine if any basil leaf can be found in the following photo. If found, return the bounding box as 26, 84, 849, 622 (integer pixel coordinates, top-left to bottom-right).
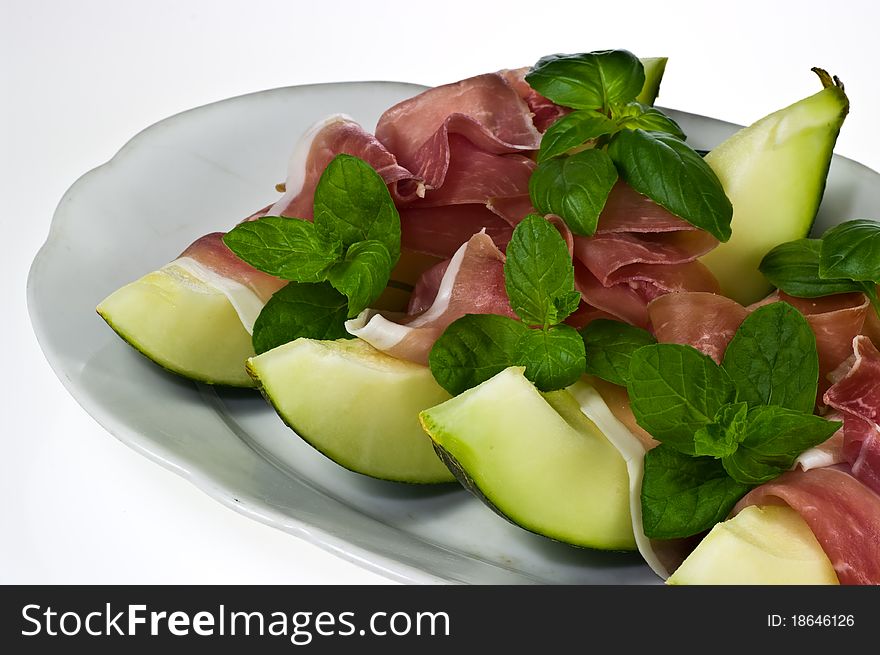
616, 102, 686, 140
627, 344, 737, 455
538, 111, 618, 162
513, 325, 586, 392
694, 402, 749, 458
428, 314, 529, 396
820, 219, 880, 283
223, 216, 342, 282
580, 319, 656, 386
529, 149, 618, 237
251, 282, 351, 354
326, 240, 393, 318
526, 50, 645, 111
504, 214, 581, 326
313, 154, 401, 260
641, 444, 751, 539
759, 238, 862, 298
722, 302, 819, 414
721, 406, 842, 485
608, 129, 733, 242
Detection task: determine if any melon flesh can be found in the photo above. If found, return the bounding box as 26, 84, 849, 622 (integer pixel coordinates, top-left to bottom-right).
248, 338, 454, 483
420, 367, 635, 550
701, 77, 848, 304
667, 505, 839, 585
97, 262, 257, 387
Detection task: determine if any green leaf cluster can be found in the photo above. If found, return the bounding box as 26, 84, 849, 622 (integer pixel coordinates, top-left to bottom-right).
222, 154, 400, 353
760, 220, 880, 320
429, 215, 585, 394
591, 303, 842, 539
525, 50, 731, 241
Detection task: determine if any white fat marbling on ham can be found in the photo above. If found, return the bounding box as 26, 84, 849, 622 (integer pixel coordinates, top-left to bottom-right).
824, 336, 880, 494
345, 232, 516, 365
796, 428, 846, 471
734, 467, 880, 585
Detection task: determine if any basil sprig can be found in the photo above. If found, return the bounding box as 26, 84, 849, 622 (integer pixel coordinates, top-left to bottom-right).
428, 215, 585, 394
526, 49, 730, 241
625, 303, 841, 539
759, 220, 880, 319
223, 154, 400, 353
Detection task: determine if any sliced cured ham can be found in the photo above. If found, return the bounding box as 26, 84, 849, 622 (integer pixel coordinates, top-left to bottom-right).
269, 114, 418, 219
775, 293, 871, 396
733, 467, 880, 585
575, 230, 718, 287
179, 232, 286, 303
648, 292, 749, 363
574, 262, 655, 329
567, 183, 722, 330
411, 134, 535, 208
574, 260, 720, 330
498, 67, 570, 132
407, 259, 450, 316
648, 290, 871, 397
824, 336, 880, 495
863, 299, 880, 345
595, 182, 701, 234
400, 204, 513, 259
346, 232, 516, 365
486, 194, 535, 225
375, 73, 541, 195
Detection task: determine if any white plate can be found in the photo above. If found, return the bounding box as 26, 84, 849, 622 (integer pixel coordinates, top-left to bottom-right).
27, 82, 880, 584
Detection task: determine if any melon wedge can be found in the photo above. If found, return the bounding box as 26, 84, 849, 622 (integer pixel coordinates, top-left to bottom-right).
420, 367, 635, 550
247, 338, 455, 483
97, 260, 259, 387
637, 57, 668, 105
701, 71, 848, 304
667, 505, 839, 585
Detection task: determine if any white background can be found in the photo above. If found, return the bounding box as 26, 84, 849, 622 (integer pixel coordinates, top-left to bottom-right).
3, 0, 879, 583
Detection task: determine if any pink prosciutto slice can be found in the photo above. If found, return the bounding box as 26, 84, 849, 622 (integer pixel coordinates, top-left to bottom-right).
498, 67, 570, 132
400, 204, 514, 259
487, 194, 535, 225
733, 467, 880, 585
568, 183, 722, 330
346, 232, 516, 365
648, 292, 749, 364
775, 293, 871, 396
269, 114, 418, 219
178, 232, 286, 303
375, 73, 541, 193
574, 260, 720, 330
596, 182, 702, 234
647, 290, 871, 395
824, 336, 880, 495
410, 134, 535, 208
575, 230, 718, 287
